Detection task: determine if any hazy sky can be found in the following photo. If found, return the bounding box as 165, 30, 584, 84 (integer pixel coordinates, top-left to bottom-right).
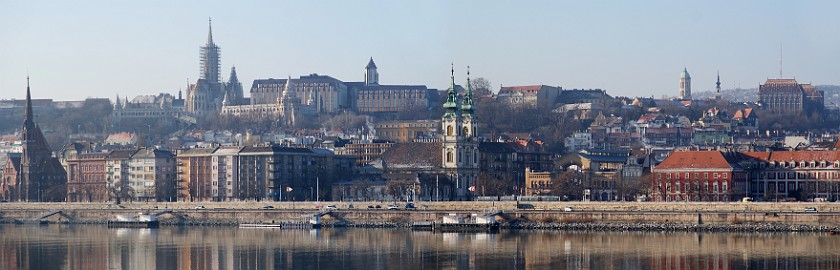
2, 1, 840, 101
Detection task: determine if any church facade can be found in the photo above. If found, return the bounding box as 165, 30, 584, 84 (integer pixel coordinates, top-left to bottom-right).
376, 65, 479, 200
1, 78, 67, 202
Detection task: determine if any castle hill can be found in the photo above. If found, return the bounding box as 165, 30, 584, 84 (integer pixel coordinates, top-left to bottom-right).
4, 4, 840, 268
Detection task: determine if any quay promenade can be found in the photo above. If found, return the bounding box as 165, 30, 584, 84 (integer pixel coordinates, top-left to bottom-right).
2, 201, 840, 228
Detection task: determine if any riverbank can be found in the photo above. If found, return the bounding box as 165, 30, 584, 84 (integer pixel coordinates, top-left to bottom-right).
3, 201, 840, 233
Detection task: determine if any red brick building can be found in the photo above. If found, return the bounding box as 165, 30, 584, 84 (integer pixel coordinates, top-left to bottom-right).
652, 151, 741, 202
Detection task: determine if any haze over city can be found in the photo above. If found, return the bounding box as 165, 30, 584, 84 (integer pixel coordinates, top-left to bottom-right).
2, 1, 840, 100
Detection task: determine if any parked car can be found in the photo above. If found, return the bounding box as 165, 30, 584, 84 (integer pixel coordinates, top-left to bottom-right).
387, 205, 399, 210
804, 207, 818, 212
563, 206, 574, 212
405, 203, 416, 210
368, 205, 382, 209
262, 205, 274, 209
325, 205, 338, 210
194, 205, 206, 209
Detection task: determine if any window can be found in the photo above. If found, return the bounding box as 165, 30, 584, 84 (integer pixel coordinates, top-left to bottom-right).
666, 173, 671, 179
722, 173, 728, 179
446, 152, 453, 163
704, 173, 709, 179
685, 173, 690, 179
722, 182, 728, 192
446, 125, 453, 136
713, 173, 719, 179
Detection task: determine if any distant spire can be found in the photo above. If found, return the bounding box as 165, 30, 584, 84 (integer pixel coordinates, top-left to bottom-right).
443, 63, 459, 112
462, 66, 475, 113
715, 70, 722, 100
228, 66, 238, 82
23, 76, 33, 126
366, 57, 377, 69
115, 94, 122, 109
207, 17, 214, 45
450, 63, 455, 91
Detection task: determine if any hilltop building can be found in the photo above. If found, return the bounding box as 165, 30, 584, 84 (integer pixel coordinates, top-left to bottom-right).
221, 76, 316, 127
497, 85, 562, 108
350, 58, 431, 114
242, 58, 434, 117
185, 19, 244, 115
112, 93, 189, 124
679, 68, 691, 100
758, 78, 824, 114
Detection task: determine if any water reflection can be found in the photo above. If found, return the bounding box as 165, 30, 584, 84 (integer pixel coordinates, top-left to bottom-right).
1, 225, 839, 270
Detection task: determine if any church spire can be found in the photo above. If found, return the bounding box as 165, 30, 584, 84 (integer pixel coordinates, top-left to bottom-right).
228, 65, 238, 83
207, 17, 214, 45
461, 66, 475, 115
715, 70, 722, 100
442, 63, 459, 113
23, 76, 33, 126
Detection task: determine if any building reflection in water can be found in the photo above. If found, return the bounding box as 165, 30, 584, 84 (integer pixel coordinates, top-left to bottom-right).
1, 225, 839, 270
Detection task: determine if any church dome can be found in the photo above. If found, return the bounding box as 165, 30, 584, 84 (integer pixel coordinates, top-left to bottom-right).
680, 68, 691, 79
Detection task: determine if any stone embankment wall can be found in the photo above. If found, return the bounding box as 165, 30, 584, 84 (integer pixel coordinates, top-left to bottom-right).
1, 202, 838, 227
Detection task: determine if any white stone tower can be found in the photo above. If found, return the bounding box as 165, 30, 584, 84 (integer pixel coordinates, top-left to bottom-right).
679, 67, 691, 100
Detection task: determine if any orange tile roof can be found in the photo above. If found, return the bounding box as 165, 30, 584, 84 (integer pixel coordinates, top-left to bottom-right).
656, 151, 731, 170
766, 150, 840, 162
636, 113, 660, 122
106, 132, 135, 141
733, 108, 754, 119
499, 85, 542, 95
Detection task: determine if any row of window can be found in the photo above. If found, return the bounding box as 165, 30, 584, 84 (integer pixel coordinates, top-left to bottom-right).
665, 181, 728, 193
660, 172, 728, 180
766, 161, 840, 169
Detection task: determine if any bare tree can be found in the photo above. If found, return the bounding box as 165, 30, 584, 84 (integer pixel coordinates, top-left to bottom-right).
470, 77, 493, 97
551, 170, 585, 200
476, 173, 511, 196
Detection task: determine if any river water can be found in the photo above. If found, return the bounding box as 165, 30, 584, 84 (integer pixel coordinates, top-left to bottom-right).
1, 224, 839, 270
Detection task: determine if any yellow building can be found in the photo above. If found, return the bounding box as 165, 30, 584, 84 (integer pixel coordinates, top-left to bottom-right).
524, 167, 552, 196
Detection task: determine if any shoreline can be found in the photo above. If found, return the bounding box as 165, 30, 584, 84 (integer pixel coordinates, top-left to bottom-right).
3, 219, 838, 234
3, 201, 840, 233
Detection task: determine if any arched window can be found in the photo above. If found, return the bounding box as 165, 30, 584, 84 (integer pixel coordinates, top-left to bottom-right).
463, 126, 469, 136
446, 125, 453, 136
446, 152, 453, 163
